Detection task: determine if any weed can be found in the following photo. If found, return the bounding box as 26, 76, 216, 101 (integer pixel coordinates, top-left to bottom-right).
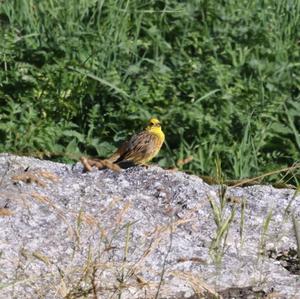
209, 161, 237, 264
258, 209, 273, 258
292, 213, 300, 265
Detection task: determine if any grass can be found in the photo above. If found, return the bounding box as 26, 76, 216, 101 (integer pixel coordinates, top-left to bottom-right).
208, 163, 300, 265
292, 213, 300, 265
208, 161, 237, 264
0, 0, 300, 183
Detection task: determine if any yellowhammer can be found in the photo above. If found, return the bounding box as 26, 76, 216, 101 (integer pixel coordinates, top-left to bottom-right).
107, 118, 165, 165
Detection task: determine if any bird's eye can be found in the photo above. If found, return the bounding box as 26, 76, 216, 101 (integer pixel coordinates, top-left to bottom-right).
150, 122, 154, 125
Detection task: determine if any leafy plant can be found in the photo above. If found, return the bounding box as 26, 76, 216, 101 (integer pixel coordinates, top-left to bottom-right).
0, 0, 299, 181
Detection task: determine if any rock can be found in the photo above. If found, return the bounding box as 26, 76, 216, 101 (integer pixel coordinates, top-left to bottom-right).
0, 154, 299, 298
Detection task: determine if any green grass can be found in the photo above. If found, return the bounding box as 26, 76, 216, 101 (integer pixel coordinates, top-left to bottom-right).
0, 0, 299, 182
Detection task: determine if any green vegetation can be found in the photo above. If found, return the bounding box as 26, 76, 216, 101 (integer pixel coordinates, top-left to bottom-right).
0, 0, 299, 182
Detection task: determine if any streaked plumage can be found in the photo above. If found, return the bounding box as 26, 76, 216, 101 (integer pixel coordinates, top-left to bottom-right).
107, 118, 165, 165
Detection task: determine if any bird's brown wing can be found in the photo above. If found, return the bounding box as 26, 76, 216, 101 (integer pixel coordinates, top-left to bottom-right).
114, 131, 159, 164
106, 140, 130, 163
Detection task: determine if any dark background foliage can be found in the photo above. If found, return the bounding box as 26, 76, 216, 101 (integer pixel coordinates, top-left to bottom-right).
0, 0, 299, 181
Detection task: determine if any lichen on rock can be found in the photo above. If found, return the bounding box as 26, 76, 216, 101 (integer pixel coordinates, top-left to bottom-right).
0, 154, 299, 298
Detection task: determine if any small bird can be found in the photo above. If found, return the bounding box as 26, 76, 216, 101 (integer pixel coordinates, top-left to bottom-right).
107, 118, 165, 166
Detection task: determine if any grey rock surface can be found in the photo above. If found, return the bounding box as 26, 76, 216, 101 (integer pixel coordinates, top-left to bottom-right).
0, 154, 299, 299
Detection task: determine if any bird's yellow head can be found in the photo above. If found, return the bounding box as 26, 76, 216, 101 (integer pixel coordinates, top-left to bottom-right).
146, 118, 161, 130
145, 118, 165, 141
148, 118, 160, 126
